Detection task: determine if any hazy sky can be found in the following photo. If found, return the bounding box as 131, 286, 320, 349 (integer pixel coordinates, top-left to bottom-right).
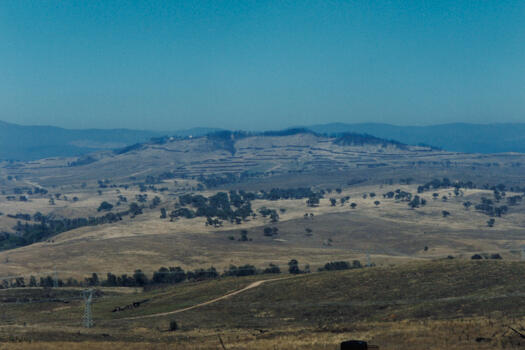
1, 1, 525, 131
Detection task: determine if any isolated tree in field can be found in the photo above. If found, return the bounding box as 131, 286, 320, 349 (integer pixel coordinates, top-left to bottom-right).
169, 320, 178, 332
136, 194, 148, 203
288, 259, 301, 274
374, 200, 380, 206
442, 210, 450, 217
408, 195, 422, 209
487, 218, 495, 227
150, 196, 161, 208
463, 201, 472, 209
239, 230, 249, 241
306, 195, 320, 207
97, 201, 113, 212
330, 198, 337, 206
350, 202, 357, 209
432, 193, 439, 200
160, 208, 167, 219
129, 202, 143, 216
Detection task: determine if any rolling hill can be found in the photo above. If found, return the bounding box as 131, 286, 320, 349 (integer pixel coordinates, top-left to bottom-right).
305, 122, 525, 154
4, 120, 525, 161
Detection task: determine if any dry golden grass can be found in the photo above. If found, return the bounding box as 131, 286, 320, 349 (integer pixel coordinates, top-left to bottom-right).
1, 318, 525, 349
2, 260, 525, 348
0, 183, 524, 279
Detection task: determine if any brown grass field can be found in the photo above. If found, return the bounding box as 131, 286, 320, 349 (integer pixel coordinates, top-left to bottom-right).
2, 261, 525, 349
0, 183, 524, 279
1, 134, 525, 348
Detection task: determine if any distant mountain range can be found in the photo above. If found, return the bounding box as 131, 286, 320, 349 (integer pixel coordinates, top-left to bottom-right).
303, 122, 525, 154
0, 120, 219, 161
1, 120, 525, 161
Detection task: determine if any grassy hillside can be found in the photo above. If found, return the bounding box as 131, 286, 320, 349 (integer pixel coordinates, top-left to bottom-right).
1, 183, 524, 278
2, 260, 525, 349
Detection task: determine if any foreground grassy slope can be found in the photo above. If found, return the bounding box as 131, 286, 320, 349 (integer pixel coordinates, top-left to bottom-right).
151, 260, 525, 330
2, 260, 525, 349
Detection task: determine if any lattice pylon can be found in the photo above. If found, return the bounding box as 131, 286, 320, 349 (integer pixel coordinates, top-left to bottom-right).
82, 289, 93, 328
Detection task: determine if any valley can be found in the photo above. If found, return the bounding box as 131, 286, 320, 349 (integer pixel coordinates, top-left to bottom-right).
0, 130, 524, 349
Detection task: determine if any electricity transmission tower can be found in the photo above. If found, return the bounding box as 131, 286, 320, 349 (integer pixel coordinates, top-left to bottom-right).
82, 289, 94, 328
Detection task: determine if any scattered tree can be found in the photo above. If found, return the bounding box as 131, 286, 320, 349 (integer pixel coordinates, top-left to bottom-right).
288, 259, 301, 274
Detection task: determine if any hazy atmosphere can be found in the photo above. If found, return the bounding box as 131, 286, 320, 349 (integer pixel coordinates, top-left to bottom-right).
3, 2, 525, 350
1, 1, 525, 130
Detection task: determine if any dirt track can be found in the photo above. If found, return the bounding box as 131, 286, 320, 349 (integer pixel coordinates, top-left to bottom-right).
119, 276, 292, 320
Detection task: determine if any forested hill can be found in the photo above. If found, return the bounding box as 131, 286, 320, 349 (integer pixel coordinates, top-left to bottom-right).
304, 122, 525, 154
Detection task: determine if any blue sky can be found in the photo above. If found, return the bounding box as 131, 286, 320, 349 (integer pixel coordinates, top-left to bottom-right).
1, 1, 524, 130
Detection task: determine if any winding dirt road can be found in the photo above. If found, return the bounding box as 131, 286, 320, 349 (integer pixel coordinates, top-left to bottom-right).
119, 276, 291, 320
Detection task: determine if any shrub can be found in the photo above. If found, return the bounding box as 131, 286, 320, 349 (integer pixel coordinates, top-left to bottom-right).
319, 261, 351, 271
97, 201, 113, 212
288, 259, 301, 274
263, 263, 281, 274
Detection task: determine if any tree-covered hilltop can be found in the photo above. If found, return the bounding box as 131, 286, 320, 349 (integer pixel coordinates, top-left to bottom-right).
333, 132, 407, 149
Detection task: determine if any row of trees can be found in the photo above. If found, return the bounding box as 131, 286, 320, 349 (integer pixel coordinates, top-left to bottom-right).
417, 178, 476, 193
0, 259, 366, 289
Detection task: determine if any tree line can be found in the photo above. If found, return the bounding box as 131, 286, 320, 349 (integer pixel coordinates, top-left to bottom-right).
0, 259, 364, 289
